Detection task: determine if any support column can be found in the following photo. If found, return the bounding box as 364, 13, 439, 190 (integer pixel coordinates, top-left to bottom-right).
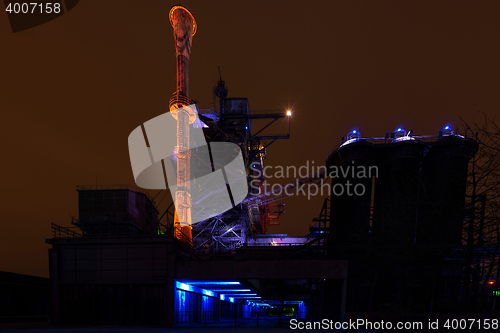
166, 240, 175, 327
48, 248, 60, 325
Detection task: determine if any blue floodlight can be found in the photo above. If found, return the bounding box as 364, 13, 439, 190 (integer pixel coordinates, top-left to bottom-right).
210, 289, 251, 292
176, 282, 193, 292
184, 281, 240, 285
202, 289, 215, 297
346, 129, 361, 142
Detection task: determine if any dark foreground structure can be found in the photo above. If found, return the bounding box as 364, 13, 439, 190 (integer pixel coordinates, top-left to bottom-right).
47, 226, 346, 326
0, 271, 49, 323
326, 128, 483, 313
45, 129, 485, 326
46, 7, 347, 326
45, 5, 497, 328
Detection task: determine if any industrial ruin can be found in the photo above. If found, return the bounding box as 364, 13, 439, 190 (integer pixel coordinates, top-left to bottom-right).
45, 5, 491, 327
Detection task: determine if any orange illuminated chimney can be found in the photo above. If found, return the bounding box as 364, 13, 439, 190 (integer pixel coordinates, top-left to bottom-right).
169, 5, 197, 243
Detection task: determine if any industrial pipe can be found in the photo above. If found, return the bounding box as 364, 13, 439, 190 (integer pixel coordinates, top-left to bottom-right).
169, 5, 197, 242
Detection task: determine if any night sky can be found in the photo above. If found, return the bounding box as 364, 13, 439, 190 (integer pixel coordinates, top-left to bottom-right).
1, 0, 500, 278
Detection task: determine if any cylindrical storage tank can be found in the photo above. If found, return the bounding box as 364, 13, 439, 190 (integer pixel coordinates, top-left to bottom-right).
419, 136, 478, 246
327, 140, 375, 247
372, 140, 425, 247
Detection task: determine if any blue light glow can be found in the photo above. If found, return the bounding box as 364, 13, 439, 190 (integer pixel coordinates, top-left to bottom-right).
397, 127, 402, 132
444, 125, 450, 130
202, 289, 215, 297
176, 282, 193, 292
177, 289, 186, 313
202, 295, 211, 313
345, 129, 361, 144
184, 281, 240, 285
220, 295, 238, 303
246, 126, 248, 129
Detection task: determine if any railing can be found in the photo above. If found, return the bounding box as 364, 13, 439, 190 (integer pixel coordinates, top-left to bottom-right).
51, 219, 194, 247
174, 228, 194, 247
326, 132, 478, 163
51, 223, 81, 238
161, 222, 194, 247
246, 242, 315, 247
168, 92, 195, 111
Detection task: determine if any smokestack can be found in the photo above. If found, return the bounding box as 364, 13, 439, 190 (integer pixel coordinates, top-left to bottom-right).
169, 5, 196, 107
169, 5, 197, 242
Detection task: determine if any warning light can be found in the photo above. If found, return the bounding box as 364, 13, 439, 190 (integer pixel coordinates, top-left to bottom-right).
286, 110, 292, 116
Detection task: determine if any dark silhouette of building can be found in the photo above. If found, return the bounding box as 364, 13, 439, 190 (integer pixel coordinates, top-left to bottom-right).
0, 271, 50, 323
326, 128, 478, 312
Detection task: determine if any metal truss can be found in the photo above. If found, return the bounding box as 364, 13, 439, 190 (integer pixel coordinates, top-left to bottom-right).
192, 213, 250, 253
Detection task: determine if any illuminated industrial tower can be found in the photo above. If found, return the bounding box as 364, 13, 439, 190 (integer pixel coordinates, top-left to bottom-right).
169, 5, 197, 242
